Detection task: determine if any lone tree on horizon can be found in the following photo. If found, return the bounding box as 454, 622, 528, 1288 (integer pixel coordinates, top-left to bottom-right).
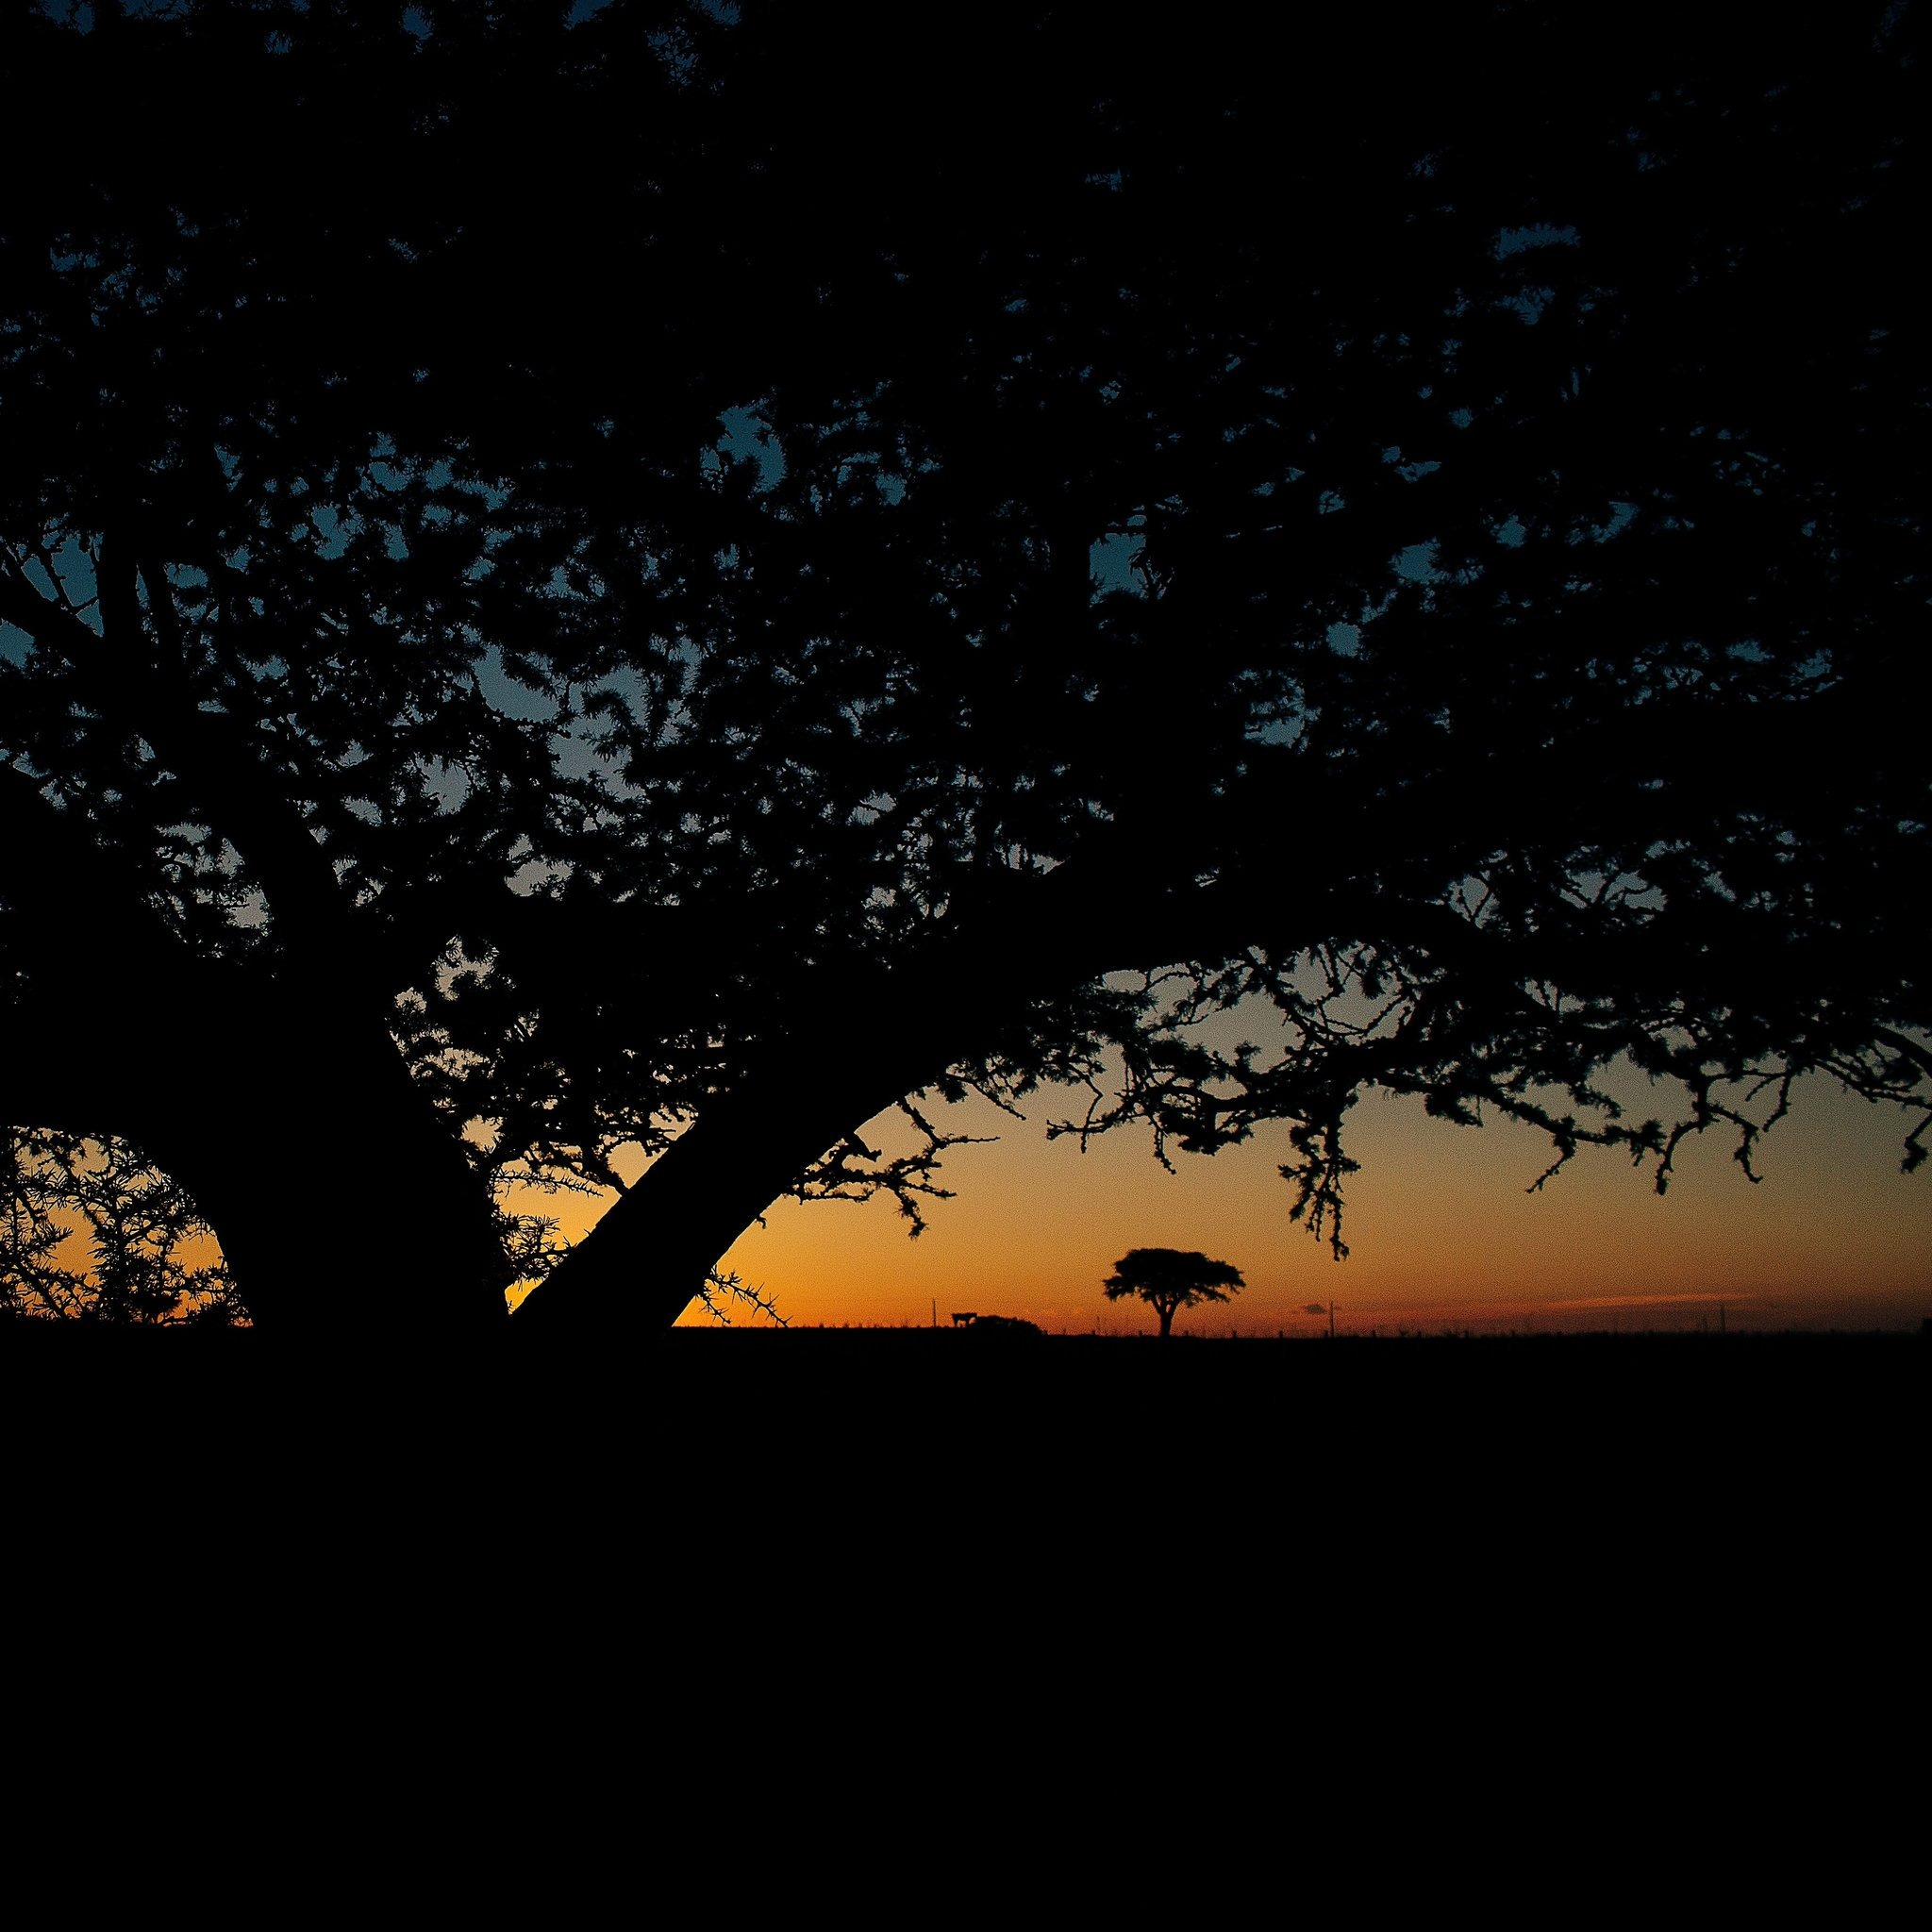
1105, 1250, 1246, 1339
3, 5, 1928, 1343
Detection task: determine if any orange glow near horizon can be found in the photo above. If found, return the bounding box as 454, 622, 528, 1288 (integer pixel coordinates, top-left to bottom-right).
509, 1067, 1932, 1336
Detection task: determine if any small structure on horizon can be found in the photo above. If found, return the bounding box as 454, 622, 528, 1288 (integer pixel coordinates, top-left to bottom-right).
951, 1311, 1042, 1337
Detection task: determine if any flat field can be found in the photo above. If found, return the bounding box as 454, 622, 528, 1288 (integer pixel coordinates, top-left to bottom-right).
6, 1324, 1917, 1585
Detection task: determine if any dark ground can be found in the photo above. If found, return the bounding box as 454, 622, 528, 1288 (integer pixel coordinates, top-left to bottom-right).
7, 1324, 1919, 1764
649, 1323, 1925, 1461
6, 1322, 1918, 1534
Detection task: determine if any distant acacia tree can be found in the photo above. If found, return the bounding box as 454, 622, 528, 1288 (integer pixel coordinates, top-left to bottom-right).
1, 4, 1926, 1346
1104, 1249, 1245, 1339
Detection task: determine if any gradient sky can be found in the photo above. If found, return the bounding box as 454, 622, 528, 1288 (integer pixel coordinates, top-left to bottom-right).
509, 1059, 1932, 1336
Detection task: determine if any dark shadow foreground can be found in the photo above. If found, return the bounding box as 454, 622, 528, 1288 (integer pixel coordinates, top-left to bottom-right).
10, 1324, 1914, 1895
7, 1322, 1918, 1773
8, 1323, 1917, 1540
648, 1326, 1924, 1519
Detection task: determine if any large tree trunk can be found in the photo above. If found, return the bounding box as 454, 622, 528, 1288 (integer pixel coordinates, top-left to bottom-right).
3, 719, 509, 1339
125, 1005, 509, 1342
161, 1130, 504, 1343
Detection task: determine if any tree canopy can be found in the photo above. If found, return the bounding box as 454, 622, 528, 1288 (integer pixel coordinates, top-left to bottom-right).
1104, 1249, 1245, 1339
1, 1, 1926, 1341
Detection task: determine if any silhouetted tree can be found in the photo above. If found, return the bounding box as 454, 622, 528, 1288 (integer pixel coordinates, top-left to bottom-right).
2, 1126, 242, 1324
1104, 1249, 1244, 1340
1, 4, 1926, 1343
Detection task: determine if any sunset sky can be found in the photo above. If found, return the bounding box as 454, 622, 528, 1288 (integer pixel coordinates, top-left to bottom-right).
528, 1060, 1930, 1337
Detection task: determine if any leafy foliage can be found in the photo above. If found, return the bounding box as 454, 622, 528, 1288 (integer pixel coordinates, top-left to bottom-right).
0, 3, 1925, 1335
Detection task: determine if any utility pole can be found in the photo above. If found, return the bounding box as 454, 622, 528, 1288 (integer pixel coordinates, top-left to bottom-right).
1328, 1303, 1336, 1340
